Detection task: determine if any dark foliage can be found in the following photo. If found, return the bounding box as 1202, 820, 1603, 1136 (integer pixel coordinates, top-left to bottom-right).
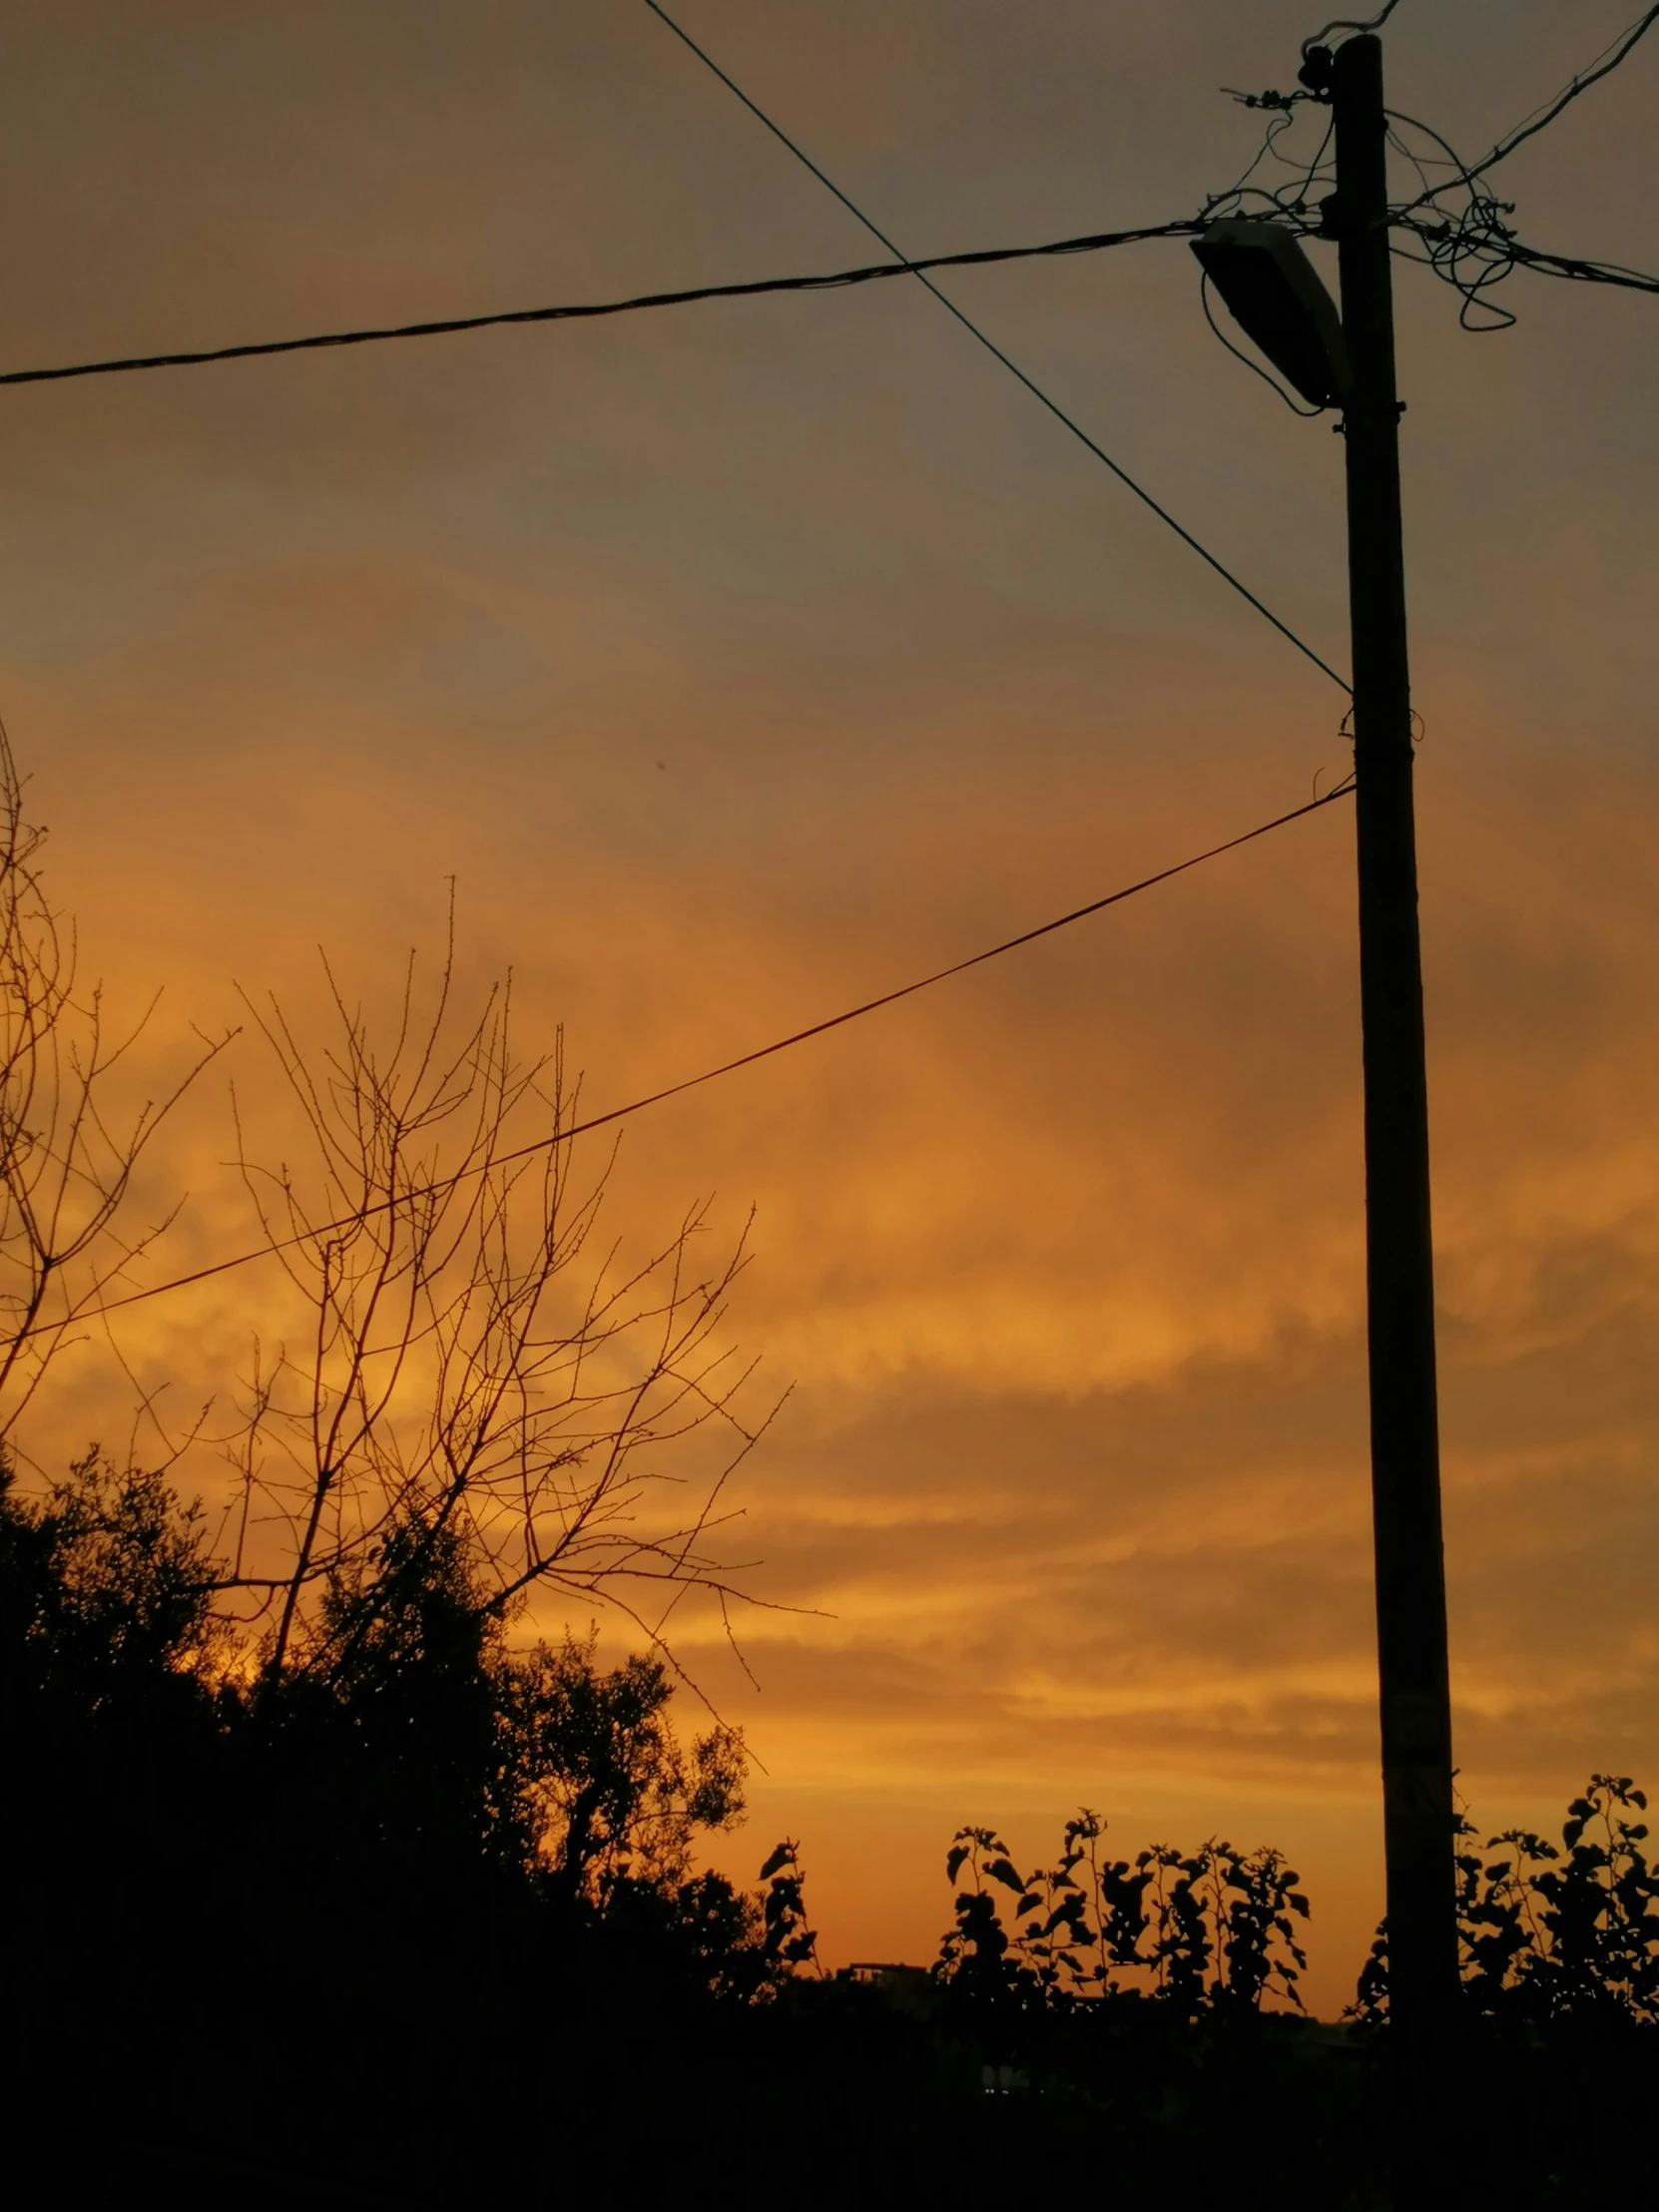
1350, 1775, 1659, 2032
934, 1811, 1310, 2017
0, 1453, 806, 2197
914, 1796, 1654, 2205
5, 1454, 1653, 2207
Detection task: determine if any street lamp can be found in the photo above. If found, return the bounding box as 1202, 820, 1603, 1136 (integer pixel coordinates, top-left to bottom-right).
1191, 218, 1351, 408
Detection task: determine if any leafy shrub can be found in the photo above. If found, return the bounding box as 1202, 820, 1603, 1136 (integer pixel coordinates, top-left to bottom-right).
934, 1809, 1309, 2016
1350, 1775, 1659, 2029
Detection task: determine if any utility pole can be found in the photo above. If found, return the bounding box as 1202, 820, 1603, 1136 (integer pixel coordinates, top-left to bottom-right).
1315, 20, 1460, 2092
1199, 28, 1460, 2184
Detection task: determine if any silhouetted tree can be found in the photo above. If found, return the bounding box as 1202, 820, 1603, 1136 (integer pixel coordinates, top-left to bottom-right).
217, 923, 777, 1680
4, 727, 1651, 2202
508, 1630, 745, 1902
0, 727, 224, 1441
0, 1448, 221, 1703
0, 1450, 827, 2192
0, 734, 809, 2190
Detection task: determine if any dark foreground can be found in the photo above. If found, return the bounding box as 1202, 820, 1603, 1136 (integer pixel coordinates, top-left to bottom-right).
9, 1926, 1650, 2209
5, 1459, 1650, 2207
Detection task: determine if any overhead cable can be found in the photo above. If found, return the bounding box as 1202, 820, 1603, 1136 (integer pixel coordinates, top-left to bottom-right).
0, 221, 1197, 389
642, 0, 1352, 696
1301, 0, 1406, 60
1394, 212, 1659, 307
1442, 2, 1659, 197
1382, 6, 1659, 333
1406, 2, 1659, 263
77, 781, 1355, 1333
1492, 237, 1659, 293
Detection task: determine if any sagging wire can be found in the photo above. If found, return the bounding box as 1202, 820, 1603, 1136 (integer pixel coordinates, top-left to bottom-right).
1214, 4, 1659, 347
1327, 706, 1423, 784
67, 784, 1358, 1336
1301, 0, 1407, 60
1397, 2, 1659, 213
1384, 100, 1659, 324
1204, 98, 1335, 228
1384, 109, 1522, 331
1381, 7, 1659, 330
1194, 79, 1337, 399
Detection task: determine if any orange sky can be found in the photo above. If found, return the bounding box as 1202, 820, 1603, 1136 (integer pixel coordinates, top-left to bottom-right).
3, 0, 1657, 2014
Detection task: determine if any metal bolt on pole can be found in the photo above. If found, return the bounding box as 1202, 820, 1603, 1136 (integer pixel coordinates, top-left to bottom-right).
1318, 22, 1460, 2122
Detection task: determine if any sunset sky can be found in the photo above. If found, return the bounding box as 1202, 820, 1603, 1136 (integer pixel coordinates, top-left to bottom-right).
3, 0, 1657, 2012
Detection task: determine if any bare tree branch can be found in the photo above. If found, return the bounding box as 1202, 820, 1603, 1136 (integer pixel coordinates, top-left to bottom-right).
0, 721, 230, 1443
218, 921, 783, 1684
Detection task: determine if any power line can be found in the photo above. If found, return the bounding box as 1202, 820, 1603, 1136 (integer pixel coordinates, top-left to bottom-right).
1494, 238, 1659, 294
1382, 2, 1659, 333
1301, 1, 1406, 60
0, 221, 1196, 389
6, 8, 1350, 692
1456, 2, 1659, 192
1226, 16, 1659, 335
642, 0, 1352, 697
1393, 214, 1659, 305
1391, 3, 1659, 233
78, 781, 1354, 1334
